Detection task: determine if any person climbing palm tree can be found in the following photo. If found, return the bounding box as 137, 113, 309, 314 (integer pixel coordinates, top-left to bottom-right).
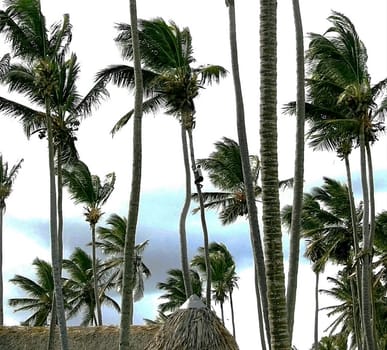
94, 18, 227, 302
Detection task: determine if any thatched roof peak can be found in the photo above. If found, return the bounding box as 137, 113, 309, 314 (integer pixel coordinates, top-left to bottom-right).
179, 294, 205, 310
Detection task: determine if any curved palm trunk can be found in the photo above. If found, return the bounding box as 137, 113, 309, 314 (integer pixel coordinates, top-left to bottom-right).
286, 0, 305, 342
91, 223, 102, 325
260, 1, 290, 348
344, 153, 363, 350
358, 124, 375, 350
46, 103, 68, 350
187, 127, 211, 307
119, 0, 143, 348
179, 124, 193, 298
0, 205, 3, 325
226, 1, 270, 347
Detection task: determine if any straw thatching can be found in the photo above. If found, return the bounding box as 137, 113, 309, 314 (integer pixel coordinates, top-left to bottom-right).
0, 324, 160, 350
145, 295, 239, 350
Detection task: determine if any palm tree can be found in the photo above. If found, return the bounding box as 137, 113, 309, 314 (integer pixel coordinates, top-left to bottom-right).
0, 155, 23, 325
63, 247, 120, 326
0, 1, 73, 346
62, 160, 115, 326
260, 0, 290, 347
286, 0, 305, 342
191, 242, 239, 338
95, 18, 227, 300
282, 178, 364, 348
156, 268, 203, 314
96, 213, 151, 320
8, 258, 59, 326
193, 137, 292, 225
304, 12, 387, 348
117, 1, 143, 348
224, 1, 270, 347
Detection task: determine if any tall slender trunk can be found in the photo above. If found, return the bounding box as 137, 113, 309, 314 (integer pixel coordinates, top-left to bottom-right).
0, 206, 3, 325
344, 153, 363, 350
91, 223, 102, 325
229, 290, 236, 339
254, 267, 267, 350
119, 1, 143, 348
260, 0, 290, 348
313, 271, 319, 350
359, 124, 375, 350
286, 0, 305, 342
48, 151, 64, 350
46, 102, 68, 350
179, 125, 193, 298
226, 1, 270, 346
187, 127, 211, 307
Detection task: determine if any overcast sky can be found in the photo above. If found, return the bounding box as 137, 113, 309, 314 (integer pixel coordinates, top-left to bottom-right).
0, 1, 386, 349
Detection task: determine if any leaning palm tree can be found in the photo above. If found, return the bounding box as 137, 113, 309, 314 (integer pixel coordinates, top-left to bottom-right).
117, 1, 144, 348
286, 0, 306, 343
224, 1, 270, 347
0, 1, 72, 346
62, 160, 115, 326
8, 258, 60, 326
95, 18, 227, 300
259, 0, 290, 347
96, 213, 151, 322
63, 247, 120, 326
0, 155, 23, 325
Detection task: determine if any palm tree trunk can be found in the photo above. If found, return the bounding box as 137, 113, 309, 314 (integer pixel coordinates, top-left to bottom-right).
260, 0, 290, 348
46, 102, 68, 350
48, 150, 64, 350
91, 223, 102, 325
254, 267, 267, 350
119, 0, 143, 348
179, 124, 193, 298
313, 271, 319, 350
187, 127, 211, 307
359, 124, 375, 350
0, 206, 3, 325
344, 153, 363, 350
229, 290, 236, 339
286, 0, 305, 342
47, 298, 57, 350
225, 1, 271, 346
220, 301, 225, 325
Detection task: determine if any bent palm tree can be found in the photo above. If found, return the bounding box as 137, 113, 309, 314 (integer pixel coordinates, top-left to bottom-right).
95, 18, 227, 300
0, 155, 23, 325
62, 160, 115, 326
224, 1, 270, 347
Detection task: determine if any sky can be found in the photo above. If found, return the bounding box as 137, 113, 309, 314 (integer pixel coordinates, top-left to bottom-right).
0, 0, 387, 349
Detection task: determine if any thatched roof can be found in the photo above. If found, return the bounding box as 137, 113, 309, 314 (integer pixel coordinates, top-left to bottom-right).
0, 325, 160, 350
145, 295, 239, 350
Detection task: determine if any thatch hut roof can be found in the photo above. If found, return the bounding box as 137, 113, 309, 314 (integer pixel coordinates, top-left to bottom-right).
0, 324, 160, 350
145, 295, 239, 350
